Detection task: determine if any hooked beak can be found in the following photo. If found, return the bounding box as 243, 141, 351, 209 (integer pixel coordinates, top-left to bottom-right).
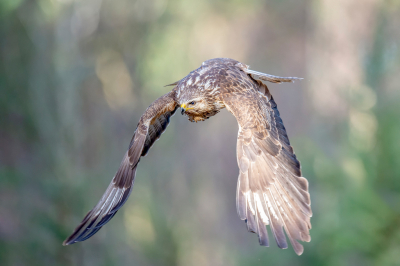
180, 104, 187, 115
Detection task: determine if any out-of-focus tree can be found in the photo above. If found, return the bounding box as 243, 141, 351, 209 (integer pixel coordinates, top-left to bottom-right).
1, 0, 400, 265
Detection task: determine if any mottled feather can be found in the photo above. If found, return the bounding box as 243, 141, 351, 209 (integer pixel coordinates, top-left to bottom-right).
64, 58, 311, 256
63, 92, 177, 246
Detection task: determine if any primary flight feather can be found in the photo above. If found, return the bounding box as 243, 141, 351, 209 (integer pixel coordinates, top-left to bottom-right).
63, 58, 311, 255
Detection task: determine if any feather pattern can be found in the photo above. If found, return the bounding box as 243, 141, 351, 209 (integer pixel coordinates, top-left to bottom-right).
64, 58, 311, 255
222, 66, 311, 255
63, 92, 177, 245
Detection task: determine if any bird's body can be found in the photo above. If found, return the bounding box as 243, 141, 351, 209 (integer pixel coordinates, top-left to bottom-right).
63, 58, 312, 255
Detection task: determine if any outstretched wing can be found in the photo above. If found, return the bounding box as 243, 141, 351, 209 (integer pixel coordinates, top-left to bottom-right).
244, 69, 303, 84
236, 62, 303, 84
63, 91, 178, 245
224, 78, 311, 255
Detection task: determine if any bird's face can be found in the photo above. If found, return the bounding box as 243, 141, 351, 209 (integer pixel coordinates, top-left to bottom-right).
180, 97, 206, 115
179, 96, 219, 122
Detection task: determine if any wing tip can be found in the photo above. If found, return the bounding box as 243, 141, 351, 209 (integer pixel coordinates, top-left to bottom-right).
295, 247, 304, 256
244, 69, 303, 84
292, 240, 305, 256
62, 238, 74, 246
62, 229, 84, 246
291, 77, 304, 83
277, 242, 288, 249
259, 238, 270, 247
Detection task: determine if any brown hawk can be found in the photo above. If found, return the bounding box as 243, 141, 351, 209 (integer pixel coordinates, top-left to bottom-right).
63, 58, 312, 255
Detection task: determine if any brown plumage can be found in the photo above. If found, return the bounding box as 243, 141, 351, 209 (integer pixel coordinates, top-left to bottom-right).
63, 58, 311, 255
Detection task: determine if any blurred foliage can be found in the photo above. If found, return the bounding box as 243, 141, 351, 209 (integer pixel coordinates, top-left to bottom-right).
1, 0, 400, 265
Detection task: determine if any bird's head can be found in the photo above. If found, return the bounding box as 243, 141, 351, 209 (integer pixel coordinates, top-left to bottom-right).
173, 62, 228, 122
177, 82, 225, 122
179, 95, 221, 122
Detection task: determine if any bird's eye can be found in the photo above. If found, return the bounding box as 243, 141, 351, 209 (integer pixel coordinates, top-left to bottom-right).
189, 101, 196, 105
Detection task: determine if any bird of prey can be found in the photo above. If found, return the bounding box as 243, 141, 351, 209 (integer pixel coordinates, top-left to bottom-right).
63, 58, 312, 255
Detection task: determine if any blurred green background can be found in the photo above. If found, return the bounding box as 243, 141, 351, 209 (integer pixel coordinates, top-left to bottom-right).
1, 0, 400, 265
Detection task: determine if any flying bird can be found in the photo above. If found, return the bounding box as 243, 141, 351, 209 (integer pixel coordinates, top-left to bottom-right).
63, 58, 312, 255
